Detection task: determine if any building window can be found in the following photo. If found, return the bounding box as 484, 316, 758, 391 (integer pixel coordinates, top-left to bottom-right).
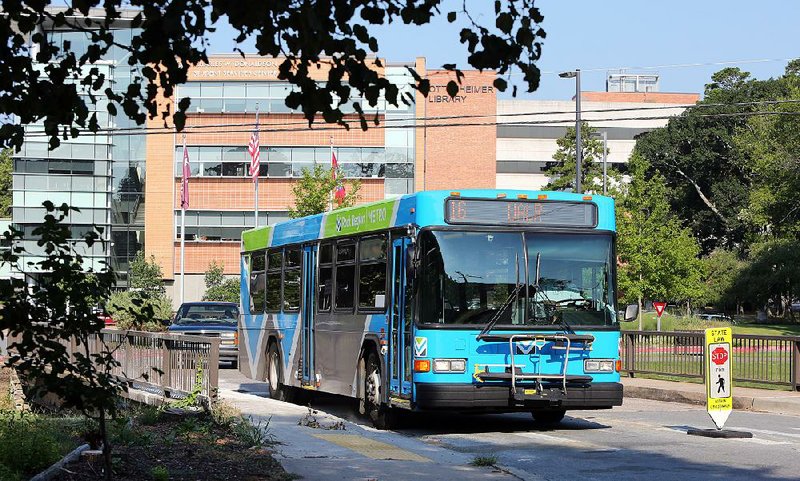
174, 145, 396, 180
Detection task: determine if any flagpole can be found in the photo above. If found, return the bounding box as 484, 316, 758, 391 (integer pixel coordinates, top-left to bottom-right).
180, 133, 187, 305
329, 135, 334, 212
254, 105, 260, 229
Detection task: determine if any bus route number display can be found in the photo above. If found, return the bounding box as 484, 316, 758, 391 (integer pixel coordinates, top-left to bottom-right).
445, 198, 597, 228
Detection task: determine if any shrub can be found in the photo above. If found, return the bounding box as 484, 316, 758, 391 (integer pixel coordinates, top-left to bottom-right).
151, 465, 170, 481
107, 290, 172, 331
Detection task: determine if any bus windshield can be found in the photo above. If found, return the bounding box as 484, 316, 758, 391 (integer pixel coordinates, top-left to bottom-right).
418, 230, 616, 327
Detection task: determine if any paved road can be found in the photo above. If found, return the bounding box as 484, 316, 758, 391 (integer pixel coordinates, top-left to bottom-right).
219, 367, 800, 481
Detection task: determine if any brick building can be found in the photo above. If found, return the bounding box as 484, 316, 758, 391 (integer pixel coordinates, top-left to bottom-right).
152, 56, 497, 303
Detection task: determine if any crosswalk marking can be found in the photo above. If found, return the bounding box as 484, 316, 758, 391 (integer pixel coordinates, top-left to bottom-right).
313, 433, 431, 462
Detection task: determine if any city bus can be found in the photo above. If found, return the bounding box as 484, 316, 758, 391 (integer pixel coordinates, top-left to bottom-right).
238, 189, 637, 428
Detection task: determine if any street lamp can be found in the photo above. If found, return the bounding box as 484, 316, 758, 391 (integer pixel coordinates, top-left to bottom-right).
591, 130, 608, 195
559, 69, 581, 193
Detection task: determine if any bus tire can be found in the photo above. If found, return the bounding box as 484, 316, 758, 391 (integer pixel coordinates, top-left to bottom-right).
531, 408, 566, 425
267, 342, 293, 402
364, 350, 393, 429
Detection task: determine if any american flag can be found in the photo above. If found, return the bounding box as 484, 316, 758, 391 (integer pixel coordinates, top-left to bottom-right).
180, 142, 190, 210
248, 111, 260, 181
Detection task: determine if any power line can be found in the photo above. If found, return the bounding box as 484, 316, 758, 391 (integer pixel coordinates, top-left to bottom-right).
535, 57, 799, 76
18, 108, 800, 139
18, 98, 800, 139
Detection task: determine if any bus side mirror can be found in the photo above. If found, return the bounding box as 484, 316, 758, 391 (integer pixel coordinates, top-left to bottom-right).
623, 304, 639, 322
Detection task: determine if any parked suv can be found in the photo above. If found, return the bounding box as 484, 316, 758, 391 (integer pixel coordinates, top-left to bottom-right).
168, 302, 239, 366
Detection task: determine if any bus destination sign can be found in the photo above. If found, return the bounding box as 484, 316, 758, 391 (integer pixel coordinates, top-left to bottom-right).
445, 198, 597, 228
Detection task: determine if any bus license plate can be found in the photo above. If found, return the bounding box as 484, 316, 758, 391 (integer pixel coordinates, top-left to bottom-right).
524, 389, 538, 395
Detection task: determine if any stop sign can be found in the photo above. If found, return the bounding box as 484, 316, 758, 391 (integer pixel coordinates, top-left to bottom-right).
711, 346, 729, 365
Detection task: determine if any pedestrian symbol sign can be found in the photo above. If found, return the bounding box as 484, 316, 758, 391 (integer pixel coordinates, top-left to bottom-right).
705, 327, 733, 429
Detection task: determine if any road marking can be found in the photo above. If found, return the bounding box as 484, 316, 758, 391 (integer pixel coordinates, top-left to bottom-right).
738, 427, 800, 441
514, 432, 619, 452
312, 433, 431, 462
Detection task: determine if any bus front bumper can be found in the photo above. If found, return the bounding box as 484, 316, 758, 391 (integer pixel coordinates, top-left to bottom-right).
414, 382, 623, 411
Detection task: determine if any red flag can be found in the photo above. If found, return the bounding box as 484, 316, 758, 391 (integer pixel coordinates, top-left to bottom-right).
331, 149, 345, 203
180, 143, 190, 210
248, 111, 260, 181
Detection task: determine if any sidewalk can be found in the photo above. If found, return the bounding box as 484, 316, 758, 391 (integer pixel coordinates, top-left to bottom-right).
220, 385, 531, 481
622, 376, 800, 416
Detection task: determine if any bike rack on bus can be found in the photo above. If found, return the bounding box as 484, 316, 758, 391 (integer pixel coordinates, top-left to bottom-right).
474, 333, 595, 403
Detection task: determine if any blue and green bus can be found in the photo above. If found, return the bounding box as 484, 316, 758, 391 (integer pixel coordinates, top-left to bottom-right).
239, 189, 637, 428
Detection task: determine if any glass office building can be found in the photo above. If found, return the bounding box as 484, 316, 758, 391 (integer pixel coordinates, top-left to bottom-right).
12, 16, 145, 284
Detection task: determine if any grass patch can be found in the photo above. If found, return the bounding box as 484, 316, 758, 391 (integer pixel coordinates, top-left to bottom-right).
0, 411, 85, 480
471, 455, 498, 467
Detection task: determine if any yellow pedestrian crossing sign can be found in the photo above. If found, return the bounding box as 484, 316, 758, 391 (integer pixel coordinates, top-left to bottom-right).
705, 327, 733, 429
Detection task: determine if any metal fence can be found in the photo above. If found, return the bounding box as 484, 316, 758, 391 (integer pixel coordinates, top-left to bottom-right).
621, 330, 800, 390
60, 329, 220, 403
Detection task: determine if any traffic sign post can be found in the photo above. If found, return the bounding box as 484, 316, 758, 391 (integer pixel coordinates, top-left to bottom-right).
687, 327, 752, 439
653, 302, 666, 331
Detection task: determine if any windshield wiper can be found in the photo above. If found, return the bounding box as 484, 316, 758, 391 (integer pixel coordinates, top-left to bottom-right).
476, 253, 522, 341
552, 310, 576, 335
476, 281, 523, 340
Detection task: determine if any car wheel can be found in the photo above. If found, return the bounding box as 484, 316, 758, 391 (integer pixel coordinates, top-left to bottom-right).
531, 408, 566, 425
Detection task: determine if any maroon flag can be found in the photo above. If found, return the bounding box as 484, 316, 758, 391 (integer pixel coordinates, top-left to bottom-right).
180, 143, 190, 210
331, 150, 346, 203
248, 111, 260, 181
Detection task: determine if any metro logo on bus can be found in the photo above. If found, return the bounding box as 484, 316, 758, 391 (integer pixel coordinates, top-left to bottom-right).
323, 199, 396, 237
711, 346, 729, 365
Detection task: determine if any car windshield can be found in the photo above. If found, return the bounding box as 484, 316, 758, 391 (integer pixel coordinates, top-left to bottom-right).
418, 230, 616, 327
174, 305, 239, 325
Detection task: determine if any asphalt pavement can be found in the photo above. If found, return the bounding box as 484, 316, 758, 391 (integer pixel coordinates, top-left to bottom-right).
218, 367, 800, 481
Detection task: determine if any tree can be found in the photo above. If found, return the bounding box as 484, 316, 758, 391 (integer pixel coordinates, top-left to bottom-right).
202, 261, 240, 304
730, 239, 800, 320
616, 154, 705, 326
699, 249, 746, 313
633, 66, 790, 253
288, 165, 362, 218
544, 122, 609, 193
0, 2, 547, 150
0, 148, 11, 218
106, 252, 172, 330
0, 202, 125, 480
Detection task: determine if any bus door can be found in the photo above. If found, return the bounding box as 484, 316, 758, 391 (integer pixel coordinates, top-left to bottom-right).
301, 244, 316, 386
390, 236, 413, 397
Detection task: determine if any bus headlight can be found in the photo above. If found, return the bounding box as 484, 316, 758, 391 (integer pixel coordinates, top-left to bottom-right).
433, 359, 466, 373
584, 359, 615, 373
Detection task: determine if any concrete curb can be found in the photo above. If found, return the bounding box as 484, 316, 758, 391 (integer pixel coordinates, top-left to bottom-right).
30, 443, 90, 481
624, 385, 800, 417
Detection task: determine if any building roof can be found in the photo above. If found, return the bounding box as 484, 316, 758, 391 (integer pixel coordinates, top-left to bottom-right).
579, 91, 700, 104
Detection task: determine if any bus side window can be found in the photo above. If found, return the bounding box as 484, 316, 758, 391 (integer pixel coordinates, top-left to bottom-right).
250, 251, 266, 313
265, 249, 283, 312
318, 243, 333, 312
335, 240, 356, 311
284, 247, 301, 312
358, 235, 387, 311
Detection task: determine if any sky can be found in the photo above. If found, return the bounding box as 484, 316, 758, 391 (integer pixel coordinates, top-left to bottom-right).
207, 0, 800, 100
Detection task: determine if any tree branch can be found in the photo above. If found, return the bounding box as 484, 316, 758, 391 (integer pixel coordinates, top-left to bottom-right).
673, 166, 728, 224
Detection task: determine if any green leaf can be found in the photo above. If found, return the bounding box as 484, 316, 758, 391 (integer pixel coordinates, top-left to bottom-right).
447, 11, 457, 23
446, 80, 459, 97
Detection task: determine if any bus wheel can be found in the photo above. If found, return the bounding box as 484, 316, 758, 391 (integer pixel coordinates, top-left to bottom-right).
365, 351, 392, 429
531, 408, 566, 425
267, 343, 293, 402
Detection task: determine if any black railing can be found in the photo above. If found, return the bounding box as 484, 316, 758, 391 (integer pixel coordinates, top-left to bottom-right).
621, 331, 800, 390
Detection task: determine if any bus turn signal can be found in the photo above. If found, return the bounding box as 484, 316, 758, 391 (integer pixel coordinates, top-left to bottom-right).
413, 359, 431, 372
